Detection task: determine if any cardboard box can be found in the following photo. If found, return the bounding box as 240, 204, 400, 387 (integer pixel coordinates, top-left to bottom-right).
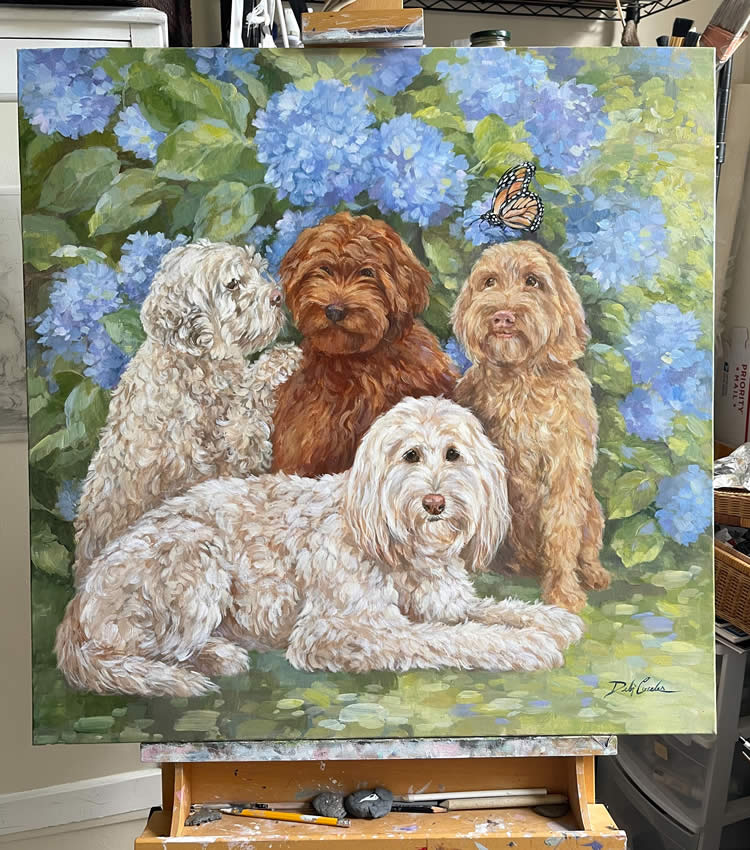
716, 326, 750, 447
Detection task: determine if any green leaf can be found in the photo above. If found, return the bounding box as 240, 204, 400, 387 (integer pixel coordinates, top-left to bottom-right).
413, 106, 466, 133
100, 308, 147, 357
51, 244, 113, 268
611, 513, 665, 567
588, 300, 631, 342
608, 470, 657, 519
155, 120, 250, 183
194, 181, 259, 242
613, 443, 674, 477
667, 415, 712, 466
422, 230, 462, 276
39, 148, 120, 214
535, 170, 577, 196
30, 519, 71, 578
130, 62, 250, 133
265, 50, 313, 78
64, 381, 109, 437
22, 215, 77, 271
584, 343, 632, 395
89, 169, 176, 236
473, 115, 513, 161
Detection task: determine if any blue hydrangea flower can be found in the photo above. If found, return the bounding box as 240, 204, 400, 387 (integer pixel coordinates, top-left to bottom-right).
265, 207, 330, 274
524, 79, 606, 174
33, 261, 127, 389
619, 387, 675, 440
18, 48, 118, 139
188, 48, 260, 92
453, 190, 523, 247
622, 303, 704, 385
437, 49, 605, 173
564, 189, 667, 291
117, 232, 188, 305
369, 114, 468, 227
444, 337, 472, 374
655, 465, 712, 545
653, 349, 712, 420
352, 49, 423, 96
246, 225, 275, 252
114, 104, 166, 162
628, 49, 693, 78
56, 479, 82, 522
545, 47, 585, 82
437, 48, 550, 124
254, 80, 377, 207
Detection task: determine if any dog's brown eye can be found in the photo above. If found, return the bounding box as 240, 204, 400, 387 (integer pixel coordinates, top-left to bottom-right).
484, 277, 496, 289
402, 449, 420, 463
226, 278, 241, 291
526, 275, 542, 289
360, 267, 375, 278
320, 265, 333, 275
445, 447, 460, 462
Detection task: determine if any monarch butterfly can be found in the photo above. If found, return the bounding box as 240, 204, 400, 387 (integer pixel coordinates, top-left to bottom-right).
473, 161, 544, 233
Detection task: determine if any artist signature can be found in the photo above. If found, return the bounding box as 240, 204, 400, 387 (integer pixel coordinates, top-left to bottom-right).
603, 676, 679, 698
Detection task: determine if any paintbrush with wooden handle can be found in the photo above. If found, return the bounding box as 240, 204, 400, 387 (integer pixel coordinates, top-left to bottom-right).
701, 0, 750, 63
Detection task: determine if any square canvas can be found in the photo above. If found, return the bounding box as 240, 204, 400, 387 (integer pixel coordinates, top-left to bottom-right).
20, 47, 715, 744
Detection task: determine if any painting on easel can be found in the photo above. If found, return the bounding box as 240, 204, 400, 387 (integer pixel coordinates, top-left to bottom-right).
20, 47, 715, 743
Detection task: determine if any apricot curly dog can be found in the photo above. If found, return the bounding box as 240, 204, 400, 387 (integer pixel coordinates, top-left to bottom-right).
271, 212, 458, 476
453, 241, 610, 612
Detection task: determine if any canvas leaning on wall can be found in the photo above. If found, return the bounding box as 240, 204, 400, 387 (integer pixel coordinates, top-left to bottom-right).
19, 46, 716, 743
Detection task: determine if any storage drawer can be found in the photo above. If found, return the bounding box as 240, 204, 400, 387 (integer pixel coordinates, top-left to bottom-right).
597, 757, 699, 850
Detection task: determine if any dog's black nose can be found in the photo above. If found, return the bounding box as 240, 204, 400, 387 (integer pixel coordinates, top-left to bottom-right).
270, 289, 283, 306
422, 493, 446, 516
325, 304, 346, 323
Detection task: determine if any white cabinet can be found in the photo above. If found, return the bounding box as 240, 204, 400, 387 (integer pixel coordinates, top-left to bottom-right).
0, 6, 168, 439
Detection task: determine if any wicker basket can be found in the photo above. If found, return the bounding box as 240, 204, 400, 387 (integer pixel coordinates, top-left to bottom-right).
715, 489, 750, 527
715, 539, 750, 633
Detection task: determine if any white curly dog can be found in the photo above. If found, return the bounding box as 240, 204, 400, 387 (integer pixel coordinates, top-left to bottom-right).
57, 396, 584, 697
73, 240, 301, 583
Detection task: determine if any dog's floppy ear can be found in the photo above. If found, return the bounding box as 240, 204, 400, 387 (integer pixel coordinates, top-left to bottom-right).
451, 274, 475, 358
140, 244, 216, 356
372, 219, 431, 313
546, 253, 589, 364
279, 223, 319, 310
342, 411, 401, 570
462, 436, 511, 572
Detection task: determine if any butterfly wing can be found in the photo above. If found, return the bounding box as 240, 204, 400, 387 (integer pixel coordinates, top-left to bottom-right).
497, 192, 544, 232
489, 162, 535, 216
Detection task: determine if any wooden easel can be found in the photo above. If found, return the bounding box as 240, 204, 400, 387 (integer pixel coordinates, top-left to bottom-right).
135, 737, 626, 848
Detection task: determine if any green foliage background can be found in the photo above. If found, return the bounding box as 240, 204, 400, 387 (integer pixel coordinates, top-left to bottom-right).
20, 47, 716, 743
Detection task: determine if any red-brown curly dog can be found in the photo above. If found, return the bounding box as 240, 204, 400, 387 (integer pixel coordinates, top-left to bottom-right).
453, 241, 610, 612
272, 212, 458, 477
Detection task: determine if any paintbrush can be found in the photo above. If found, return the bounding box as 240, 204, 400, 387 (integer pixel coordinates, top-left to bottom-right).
669, 17, 694, 45
622, 3, 641, 46
390, 802, 447, 813
685, 30, 701, 45
656, 35, 670, 46
701, 0, 750, 63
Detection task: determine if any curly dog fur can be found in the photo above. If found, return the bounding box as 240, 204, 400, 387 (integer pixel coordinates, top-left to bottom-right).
73, 240, 301, 583
271, 212, 458, 477
56, 397, 583, 697
453, 241, 610, 612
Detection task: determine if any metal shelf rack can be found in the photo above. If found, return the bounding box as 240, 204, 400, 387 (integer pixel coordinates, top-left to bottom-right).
403, 0, 689, 21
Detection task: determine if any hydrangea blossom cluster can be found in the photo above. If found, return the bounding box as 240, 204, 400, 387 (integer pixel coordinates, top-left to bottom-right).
33, 261, 126, 389
443, 337, 472, 374
18, 48, 118, 139
545, 48, 585, 83
436, 49, 606, 173
254, 80, 377, 207
655, 465, 712, 545
353, 50, 423, 96
628, 49, 693, 78
114, 104, 166, 163
188, 48, 260, 92
117, 232, 188, 305
618, 303, 711, 441
370, 115, 468, 227
564, 188, 667, 291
